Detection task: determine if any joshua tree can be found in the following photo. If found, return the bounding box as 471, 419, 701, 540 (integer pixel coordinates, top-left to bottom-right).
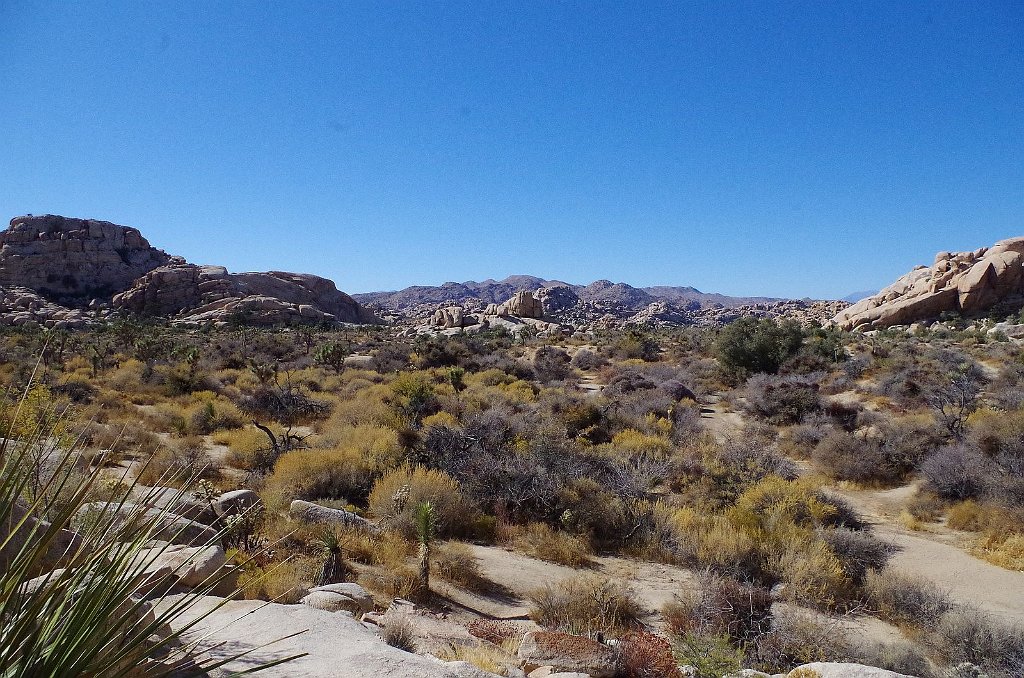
414, 501, 435, 594
314, 341, 349, 374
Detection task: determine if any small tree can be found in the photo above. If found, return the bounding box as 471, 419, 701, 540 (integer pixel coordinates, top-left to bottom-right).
414, 501, 435, 593
713, 317, 803, 381
927, 364, 983, 439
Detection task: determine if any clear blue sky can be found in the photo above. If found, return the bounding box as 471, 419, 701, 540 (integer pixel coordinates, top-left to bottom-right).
1, 2, 1021, 299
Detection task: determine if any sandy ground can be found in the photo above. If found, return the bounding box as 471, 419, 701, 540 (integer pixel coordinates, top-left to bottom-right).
434, 545, 696, 625
835, 484, 1024, 624
700, 399, 746, 443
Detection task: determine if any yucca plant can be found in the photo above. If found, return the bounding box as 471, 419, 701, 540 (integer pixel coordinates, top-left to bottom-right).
312, 530, 347, 587
414, 501, 435, 594
0, 366, 303, 676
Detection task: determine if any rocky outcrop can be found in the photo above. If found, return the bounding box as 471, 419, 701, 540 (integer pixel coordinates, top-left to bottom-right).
0, 215, 172, 304
833, 237, 1024, 331
537, 285, 581, 317
76, 502, 218, 546
113, 263, 377, 326
486, 290, 544, 319
159, 594, 498, 677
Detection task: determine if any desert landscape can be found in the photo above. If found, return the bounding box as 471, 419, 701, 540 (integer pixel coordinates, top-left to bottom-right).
3, 4, 1021, 677
2, 214, 1024, 678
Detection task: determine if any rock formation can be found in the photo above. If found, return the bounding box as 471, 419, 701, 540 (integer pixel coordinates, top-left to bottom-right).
833, 237, 1024, 330
0, 215, 171, 304
0, 214, 378, 327
113, 263, 377, 326
485, 290, 544, 318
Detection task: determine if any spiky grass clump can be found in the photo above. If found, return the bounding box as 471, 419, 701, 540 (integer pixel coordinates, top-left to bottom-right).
0, 370, 300, 676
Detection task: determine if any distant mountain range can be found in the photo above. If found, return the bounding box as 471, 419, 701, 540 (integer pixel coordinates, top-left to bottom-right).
353, 275, 787, 313
841, 290, 878, 303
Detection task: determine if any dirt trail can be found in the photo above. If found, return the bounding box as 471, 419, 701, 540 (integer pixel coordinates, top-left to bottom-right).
442, 545, 696, 624
700, 394, 745, 442
835, 485, 1024, 624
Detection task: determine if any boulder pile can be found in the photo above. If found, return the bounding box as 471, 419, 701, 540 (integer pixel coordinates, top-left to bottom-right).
834, 237, 1024, 331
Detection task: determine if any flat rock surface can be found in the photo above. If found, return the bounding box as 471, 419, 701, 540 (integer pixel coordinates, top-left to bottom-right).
159, 595, 498, 677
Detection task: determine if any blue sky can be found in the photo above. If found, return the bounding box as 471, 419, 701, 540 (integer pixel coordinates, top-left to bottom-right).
1, 2, 1021, 298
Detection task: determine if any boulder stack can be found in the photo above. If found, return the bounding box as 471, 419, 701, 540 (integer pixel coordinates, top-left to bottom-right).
833, 237, 1024, 330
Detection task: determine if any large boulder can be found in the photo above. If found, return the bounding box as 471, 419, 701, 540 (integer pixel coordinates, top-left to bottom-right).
140, 544, 228, 589
289, 500, 379, 533
517, 631, 619, 678
158, 595, 498, 677
792, 663, 914, 678
301, 583, 374, 615
833, 237, 1024, 330
76, 502, 218, 546
488, 291, 544, 319
0, 215, 172, 304
214, 489, 262, 518
1, 500, 88, 576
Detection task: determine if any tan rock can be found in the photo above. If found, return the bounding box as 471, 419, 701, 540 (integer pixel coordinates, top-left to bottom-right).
833, 237, 1024, 330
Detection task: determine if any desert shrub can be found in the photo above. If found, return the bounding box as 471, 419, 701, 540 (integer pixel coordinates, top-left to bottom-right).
671, 632, 743, 678
714, 317, 803, 381
746, 608, 851, 672
930, 607, 1024, 675
359, 566, 422, 600
381, 615, 417, 652
137, 436, 213, 486
812, 430, 883, 483
263, 446, 377, 509
664, 573, 772, 643
236, 558, 311, 604
336, 526, 412, 568
920, 444, 993, 501
743, 373, 822, 425
610, 330, 661, 361
433, 541, 488, 591
820, 527, 893, 584
533, 346, 572, 383
512, 522, 593, 567
854, 643, 931, 678
769, 537, 852, 607
528, 574, 645, 636
571, 349, 606, 371
367, 466, 476, 539
619, 631, 683, 678
864, 570, 953, 629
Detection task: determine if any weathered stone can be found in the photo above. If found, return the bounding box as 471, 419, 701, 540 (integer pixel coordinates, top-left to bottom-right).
308, 582, 374, 613
289, 500, 379, 533
76, 502, 218, 546
1, 500, 88, 576
214, 489, 262, 518
0, 215, 171, 304
791, 662, 914, 678
159, 595, 497, 677
518, 631, 618, 678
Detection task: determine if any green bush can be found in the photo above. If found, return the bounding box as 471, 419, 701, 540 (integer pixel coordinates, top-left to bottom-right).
713, 317, 803, 380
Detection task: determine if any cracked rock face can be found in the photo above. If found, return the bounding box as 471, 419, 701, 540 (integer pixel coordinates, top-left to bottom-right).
0, 215, 172, 305
833, 237, 1024, 330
